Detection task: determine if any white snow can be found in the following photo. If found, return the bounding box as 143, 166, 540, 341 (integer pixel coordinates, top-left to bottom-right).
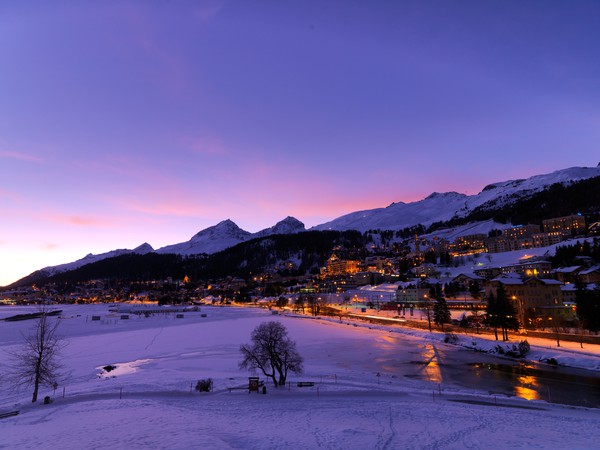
2, 304, 600, 449
38, 243, 155, 277
314, 166, 600, 232
156, 217, 305, 255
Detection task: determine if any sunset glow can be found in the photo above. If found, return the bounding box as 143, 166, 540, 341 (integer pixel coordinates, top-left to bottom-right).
1, 1, 600, 285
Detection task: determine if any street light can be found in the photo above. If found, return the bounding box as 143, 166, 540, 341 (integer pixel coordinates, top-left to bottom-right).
424, 293, 432, 332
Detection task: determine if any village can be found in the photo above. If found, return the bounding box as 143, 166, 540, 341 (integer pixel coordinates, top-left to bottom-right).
2, 213, 599, 343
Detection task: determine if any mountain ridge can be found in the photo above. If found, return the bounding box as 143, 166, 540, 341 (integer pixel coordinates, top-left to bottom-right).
313, 166, 600, 232
7, 164, 600, 287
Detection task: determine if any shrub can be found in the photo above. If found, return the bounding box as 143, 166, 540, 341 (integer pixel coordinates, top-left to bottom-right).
195, 378, 213, 392
518, 340, 530, 357
444, 333, 459, 344
494, 340, 530, 358
103, 365, 117, 372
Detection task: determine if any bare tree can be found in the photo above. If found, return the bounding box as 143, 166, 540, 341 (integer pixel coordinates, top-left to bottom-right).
294, 295, 306, 314
9, 306, 63, 402
239, 321, 303, 386
306, 295, 325, 316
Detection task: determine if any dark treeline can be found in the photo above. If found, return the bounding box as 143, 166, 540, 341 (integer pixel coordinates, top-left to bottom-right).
10, 230, 366, 287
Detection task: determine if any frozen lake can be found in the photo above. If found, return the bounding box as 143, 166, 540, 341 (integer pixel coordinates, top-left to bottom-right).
2, 304, 600, 449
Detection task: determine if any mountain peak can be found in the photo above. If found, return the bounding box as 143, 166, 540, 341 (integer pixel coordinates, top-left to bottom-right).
277, 216, 305, 229
191, 219, 251, 241
424, 191, 465, 200
134, 243, 154, 254
314, 165, 600, 232
256, 216, 305, 237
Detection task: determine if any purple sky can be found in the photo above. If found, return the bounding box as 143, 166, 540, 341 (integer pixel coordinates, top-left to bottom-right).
1, 1, 600, 286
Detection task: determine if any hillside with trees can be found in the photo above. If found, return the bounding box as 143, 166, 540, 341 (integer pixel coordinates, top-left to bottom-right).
428, 175, 600, 232
8, 230, 365, 288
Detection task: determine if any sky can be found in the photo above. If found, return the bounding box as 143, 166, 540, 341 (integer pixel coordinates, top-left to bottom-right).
1, 0, 600, 286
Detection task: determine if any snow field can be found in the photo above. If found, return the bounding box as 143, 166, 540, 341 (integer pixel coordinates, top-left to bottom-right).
2, 304, 600, 449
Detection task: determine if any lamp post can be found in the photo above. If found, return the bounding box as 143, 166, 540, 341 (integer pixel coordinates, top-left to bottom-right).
424, 293, 432, 332
512, 295, 526, 334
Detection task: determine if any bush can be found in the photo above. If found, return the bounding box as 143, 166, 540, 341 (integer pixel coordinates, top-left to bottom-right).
494, 340, 530, 358
444, 333, 459, 344
518, 340, 530, 357
195, 378, 213, 392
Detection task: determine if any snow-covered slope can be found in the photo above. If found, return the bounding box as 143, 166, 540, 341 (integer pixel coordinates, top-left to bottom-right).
27, 218, 305, 281
315, 191, 469, 232
156, 217, 305, 256
254, 216, 305, 238
157, 219, 252, 255
314, 166, 600, 232
39, 242, 155, 277
422, 219, 513, 242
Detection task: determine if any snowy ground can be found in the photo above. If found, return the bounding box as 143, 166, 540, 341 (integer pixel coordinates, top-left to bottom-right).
1, 304, 600, 449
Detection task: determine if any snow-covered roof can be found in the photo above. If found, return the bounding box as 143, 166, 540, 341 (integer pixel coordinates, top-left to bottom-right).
357, 283, 401, 293
554, 266, 583, 274
579, 266, 600, 275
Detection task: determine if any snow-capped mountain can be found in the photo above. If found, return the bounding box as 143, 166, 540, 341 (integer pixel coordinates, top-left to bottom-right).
156, 219, 252, 255
34, 217, 306, 279
314, 166, 600, 232
254, 216, 305, 238
11, 165, 599, 286
156, 217, 306, 255
39, 242, 155, 277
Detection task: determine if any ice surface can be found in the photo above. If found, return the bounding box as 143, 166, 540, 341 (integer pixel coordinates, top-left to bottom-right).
1, 304, 600, 449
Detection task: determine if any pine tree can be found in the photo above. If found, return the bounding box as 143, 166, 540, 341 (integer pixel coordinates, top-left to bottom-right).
497, 283, 519, 340
576, 284, 600, 333
486, 291, 500, 341
432, 284, 451, 330
488, 283, 519, 341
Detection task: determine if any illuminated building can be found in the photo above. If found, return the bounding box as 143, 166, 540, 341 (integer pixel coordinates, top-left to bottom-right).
542, 214, 586, 237
321, 254, 360, 276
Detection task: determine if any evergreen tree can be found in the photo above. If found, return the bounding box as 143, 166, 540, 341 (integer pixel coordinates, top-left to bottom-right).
496, 283, 519, 341
486, 283, 519, 341
468, 281, 481, 299
432, 284, 451, 330
575, 284, 600, 333
485, 291, 501, 340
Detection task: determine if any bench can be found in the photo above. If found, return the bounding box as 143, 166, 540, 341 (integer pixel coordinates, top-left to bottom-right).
296, 382, 315, 387
0, 411, 19, 420
228, 380, 265, 393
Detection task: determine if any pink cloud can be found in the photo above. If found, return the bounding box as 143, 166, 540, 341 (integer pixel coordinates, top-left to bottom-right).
41, 243, 60, 250
0, 150, 44, 164
46, 214, 114, 227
